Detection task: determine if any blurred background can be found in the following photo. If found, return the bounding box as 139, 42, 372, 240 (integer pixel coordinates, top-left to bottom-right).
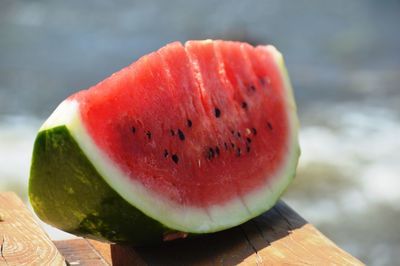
1, 0, 399, 264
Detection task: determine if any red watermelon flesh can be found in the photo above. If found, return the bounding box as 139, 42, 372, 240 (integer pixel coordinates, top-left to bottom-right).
75, 40, 289, 207
30, 40, 299, 238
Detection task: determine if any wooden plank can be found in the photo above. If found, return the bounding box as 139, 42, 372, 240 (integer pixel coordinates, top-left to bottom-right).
0, 192, 65, 265
87, 239, 146, 265
54, 239, 108, 265
55, 201, 364, 265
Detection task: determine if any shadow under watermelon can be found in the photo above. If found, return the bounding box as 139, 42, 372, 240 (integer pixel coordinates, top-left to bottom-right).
109, 200, 305, 265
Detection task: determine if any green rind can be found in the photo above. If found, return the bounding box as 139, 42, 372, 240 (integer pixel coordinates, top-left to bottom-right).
29, 125, 170, 245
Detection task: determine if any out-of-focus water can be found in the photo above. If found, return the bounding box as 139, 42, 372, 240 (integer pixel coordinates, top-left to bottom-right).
1, 1, 399, 265
285, 105, 400, 264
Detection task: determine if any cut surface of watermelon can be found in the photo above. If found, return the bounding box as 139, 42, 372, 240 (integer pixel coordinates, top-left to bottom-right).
30, 40, 300, 244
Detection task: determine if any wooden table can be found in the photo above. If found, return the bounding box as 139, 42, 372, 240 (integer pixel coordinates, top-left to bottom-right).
0, 192, 364, 265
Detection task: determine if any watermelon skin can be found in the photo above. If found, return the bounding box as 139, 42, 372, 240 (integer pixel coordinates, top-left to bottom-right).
29, 40, 300, 245
30, 126, 168, 244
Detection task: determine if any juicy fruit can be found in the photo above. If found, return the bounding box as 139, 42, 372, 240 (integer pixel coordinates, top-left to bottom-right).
29, 40, 300, 245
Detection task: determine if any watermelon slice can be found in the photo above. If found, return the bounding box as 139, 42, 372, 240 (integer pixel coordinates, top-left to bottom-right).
29, 40, 300, 245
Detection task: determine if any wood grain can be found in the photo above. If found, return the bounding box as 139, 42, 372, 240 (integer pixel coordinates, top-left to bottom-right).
54, 239, 108, 265
0, 192, 65, 265
55, 201, 364, 266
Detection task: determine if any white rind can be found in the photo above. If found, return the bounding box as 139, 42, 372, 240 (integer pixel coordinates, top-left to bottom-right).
40, 100, 79, 131
39, 47, 300, 233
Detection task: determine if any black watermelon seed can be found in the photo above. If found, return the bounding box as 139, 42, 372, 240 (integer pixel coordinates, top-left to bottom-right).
241, 102, 248, 109
236, 132, 241, 138
231, 142, 235, 148
131, 126, 136, 133
231, 130, 235, 135
146, 131, 152, 140
260, 77, 271, 87
214, 108, 221, 118
250, 85, 256, 91
172, 154, 179, 164
170, 129, 175, 136
224, 142, 228, 150
267, 122, 273, 130
187, 119, 192, 128
178, 129, 185, 141
251, 128, 257, 135
207, 148, 215, 160
246, 145, 251, 153
215, 146, 220, 156
246, 137, 252, 143
164, 149, 169, 158
236, 147, 241, 156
